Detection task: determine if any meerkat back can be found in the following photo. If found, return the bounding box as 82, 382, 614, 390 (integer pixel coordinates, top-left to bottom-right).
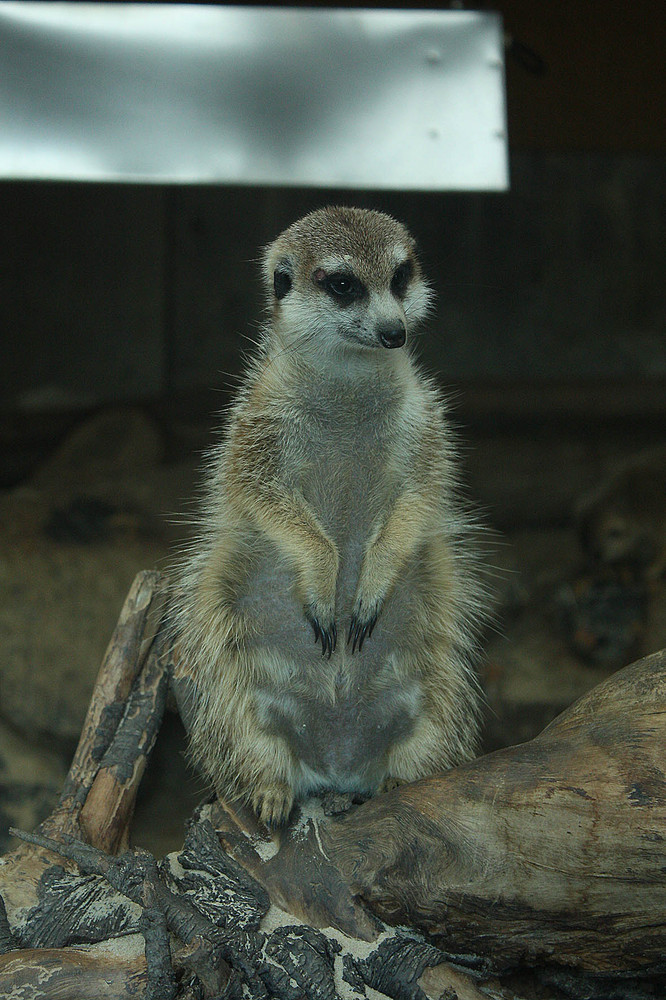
173, 206, 488, 826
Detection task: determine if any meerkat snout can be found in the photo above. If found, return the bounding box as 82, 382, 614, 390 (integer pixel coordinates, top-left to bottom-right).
376, 319, 406, 349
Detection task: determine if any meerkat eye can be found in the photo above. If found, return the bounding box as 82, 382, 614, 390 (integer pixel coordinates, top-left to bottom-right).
330, 276, 351, 294
327, 273, 359, 297
315, 269, 365, 302
391, 260, 414, 299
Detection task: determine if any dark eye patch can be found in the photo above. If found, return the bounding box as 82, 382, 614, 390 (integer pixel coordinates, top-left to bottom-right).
391, 259, 413, 299
274, 263, 293, 300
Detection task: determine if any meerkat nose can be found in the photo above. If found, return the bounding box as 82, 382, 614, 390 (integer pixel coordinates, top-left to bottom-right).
377, 321, 406, 349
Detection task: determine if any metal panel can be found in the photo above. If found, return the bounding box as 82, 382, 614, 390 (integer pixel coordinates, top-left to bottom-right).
0, 3, 507, 190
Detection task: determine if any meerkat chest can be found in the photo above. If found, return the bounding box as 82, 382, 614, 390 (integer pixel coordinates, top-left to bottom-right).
287, 380, 412, 533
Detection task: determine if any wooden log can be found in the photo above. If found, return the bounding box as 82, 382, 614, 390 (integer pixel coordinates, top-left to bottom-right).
5, 827, 237, 997
5, 821, 492, 1000
0, 571, 168, 933
320, 648, 666, 976
78, 627, 170, 854
0, 940, 148, 1000
210, 650, 666, 986
48, 568, 167, 841
211, 797, 382, 943
0, 933, 227, 1000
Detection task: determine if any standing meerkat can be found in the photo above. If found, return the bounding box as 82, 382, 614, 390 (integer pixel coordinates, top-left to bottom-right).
172, 206, 489, 826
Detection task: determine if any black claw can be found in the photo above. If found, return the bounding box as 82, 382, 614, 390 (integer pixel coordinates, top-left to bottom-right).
347, 612, 379, 653
328, 621, 337, 658
324, 620, 337, 658
306, 607, 336, 658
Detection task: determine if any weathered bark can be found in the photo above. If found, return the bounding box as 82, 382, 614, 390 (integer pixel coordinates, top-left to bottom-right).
0, 940, 148, 999
52, 568, 167, 841
1, 570, 665, 999
211, 797, 382, 942
6, 819, 481, 1000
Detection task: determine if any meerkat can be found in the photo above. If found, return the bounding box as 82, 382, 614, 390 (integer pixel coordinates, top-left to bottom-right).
172, 206, 489, 827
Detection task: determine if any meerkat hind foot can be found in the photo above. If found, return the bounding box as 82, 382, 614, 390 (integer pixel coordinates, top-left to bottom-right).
380, 776, 408, 794
320, 789, 371, 816
252, 781, 294, 829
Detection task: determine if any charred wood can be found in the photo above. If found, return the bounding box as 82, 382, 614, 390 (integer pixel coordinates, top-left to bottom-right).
0, 893, 16, 954
141, 906, 177, 1000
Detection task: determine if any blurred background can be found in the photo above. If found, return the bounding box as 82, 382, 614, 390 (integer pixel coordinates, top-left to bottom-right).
1, 1, 665, 856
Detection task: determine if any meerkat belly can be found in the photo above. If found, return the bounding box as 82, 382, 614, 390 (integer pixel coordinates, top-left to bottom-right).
255, 667, 422, 794
232, 446, 424, 790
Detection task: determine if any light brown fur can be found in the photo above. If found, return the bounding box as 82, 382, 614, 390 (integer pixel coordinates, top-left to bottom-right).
171, 207, 489, 826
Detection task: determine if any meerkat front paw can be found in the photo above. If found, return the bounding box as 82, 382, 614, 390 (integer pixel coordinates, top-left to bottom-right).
347, 600, 380, 653
252, 781, 294, 829
305, 603, 337, 658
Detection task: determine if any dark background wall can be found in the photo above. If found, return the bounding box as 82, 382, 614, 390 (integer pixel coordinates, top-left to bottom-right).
1, 2, 665, 416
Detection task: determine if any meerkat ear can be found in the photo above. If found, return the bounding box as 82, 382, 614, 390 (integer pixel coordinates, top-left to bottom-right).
273, 258, 293, 300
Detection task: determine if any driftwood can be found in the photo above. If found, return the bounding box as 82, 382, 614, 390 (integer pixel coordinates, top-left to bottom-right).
0, 569, 664, 999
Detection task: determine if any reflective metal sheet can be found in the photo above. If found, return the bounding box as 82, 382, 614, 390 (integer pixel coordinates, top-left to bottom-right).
0, 3, 508, 189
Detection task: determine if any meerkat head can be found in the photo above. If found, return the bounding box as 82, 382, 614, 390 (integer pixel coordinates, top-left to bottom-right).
262, 206, 432, 355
